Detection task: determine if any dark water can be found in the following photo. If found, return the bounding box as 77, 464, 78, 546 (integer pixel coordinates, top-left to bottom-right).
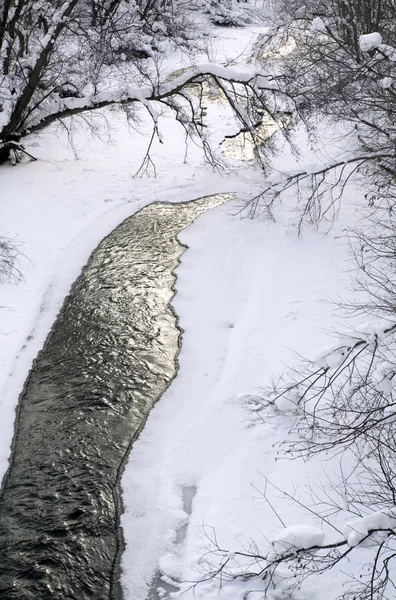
0, 195, 231, 600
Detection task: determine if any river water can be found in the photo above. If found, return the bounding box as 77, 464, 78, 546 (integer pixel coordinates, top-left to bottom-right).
0, 195, 231, 600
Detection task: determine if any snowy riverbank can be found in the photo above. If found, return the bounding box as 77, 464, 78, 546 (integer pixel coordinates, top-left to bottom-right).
0, 17, 365, 600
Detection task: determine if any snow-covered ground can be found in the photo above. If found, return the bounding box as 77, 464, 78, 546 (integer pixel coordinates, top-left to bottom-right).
0, 21, 265, 474
120, 195, 360, 600
0, 16, 366, 600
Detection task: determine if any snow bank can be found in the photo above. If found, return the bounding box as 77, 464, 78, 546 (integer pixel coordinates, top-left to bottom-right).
272, 525, 325, 554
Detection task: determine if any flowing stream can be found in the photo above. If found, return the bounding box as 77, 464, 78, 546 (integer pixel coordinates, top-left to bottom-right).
0, 195, 231, 600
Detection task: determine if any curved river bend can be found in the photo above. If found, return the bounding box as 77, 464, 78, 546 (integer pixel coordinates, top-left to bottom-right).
0, 195, 231, 600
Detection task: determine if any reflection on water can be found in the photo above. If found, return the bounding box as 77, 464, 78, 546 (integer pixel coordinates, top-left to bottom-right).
220, 115, 280, 161
167, 69, 288, 162
0, 195, 231, 600
167, 67, 227, 104
259, 37, 296, 60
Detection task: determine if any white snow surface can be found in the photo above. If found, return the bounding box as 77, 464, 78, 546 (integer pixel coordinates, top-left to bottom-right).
313, 340, 354, 369
379, 43, 396, 61
119, 197, 357, 599
372, 362, 396, 395
344, 511, 396, 547
311, 17, 326, 32
275, 386, 300, 413
272, 525, 325, 553
381, 76, 393, 89
356, 318, 396, 341
359, 32, 382, 51
0, 17, 372, 600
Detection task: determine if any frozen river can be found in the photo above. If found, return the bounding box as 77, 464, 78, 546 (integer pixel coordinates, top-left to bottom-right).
0, 195, 231, 600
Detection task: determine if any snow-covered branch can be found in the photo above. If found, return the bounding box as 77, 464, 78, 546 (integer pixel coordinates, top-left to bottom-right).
249, 0, 396, 227
248, 318, 396, 456
3, 0, 281, 152
242, 153, 395, 232
19, 65, 279, 135
193, 513, 396, 600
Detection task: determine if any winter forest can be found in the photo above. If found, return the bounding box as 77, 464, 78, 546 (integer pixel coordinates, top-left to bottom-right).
1, 0, 396, 599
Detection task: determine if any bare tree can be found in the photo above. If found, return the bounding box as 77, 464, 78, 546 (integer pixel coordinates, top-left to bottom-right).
0, 231, 22, 281
204, 0, 253, 27
0, 0, 280, 164
246, 0, 396, 230
185, 20, 396, 584
189, 512, 396, 600
192, 206, 396, 599
194, 305, 396, 598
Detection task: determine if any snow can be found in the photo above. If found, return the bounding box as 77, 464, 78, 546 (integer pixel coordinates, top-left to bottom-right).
0, 15, 374, 600
372, 362, 396, 395
300, 161, 326, 175
313, 341, 354, 369
379, 44, 396, 61
381, 76, 393, 89
28, 63, 278, 132
384, 404, 396, 422
311, 17, 326, 32
312, 320, 396, 371
344, 511, 396, 547
272, 525, 325, 553
356, 319, 396, 342
275, 387, 300, 413
119, 171, 360, 599
359, 32, 382, 52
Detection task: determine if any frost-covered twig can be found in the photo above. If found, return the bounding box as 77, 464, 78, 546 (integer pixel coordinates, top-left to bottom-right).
241, 154, 395, 232
191, 517, 396, 600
